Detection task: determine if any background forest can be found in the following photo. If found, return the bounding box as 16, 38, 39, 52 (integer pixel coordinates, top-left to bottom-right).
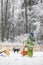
0, 0, 43, 44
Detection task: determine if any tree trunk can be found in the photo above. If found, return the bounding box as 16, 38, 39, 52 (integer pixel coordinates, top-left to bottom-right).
24, 0, 28, 33
5, 0, 8, 39
1, 0, 5, 42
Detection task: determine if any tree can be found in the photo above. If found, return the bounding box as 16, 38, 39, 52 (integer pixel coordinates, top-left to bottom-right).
23, 0, 28, 33
1, 0, 5, 42
8, 0, 15, 41
1, 0, 15, 41
21, 0, 32, 33
4, 0, 8, 40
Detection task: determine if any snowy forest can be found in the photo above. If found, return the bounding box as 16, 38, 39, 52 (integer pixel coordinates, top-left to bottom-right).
0, 0, 43, 44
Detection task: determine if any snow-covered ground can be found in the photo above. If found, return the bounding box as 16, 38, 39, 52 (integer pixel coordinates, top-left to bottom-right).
0, 51, 43, 65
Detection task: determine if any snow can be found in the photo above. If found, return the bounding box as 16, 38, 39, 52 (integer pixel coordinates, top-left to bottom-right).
0, 51, 43, 65
0, 34, 29, 44
14, 34, 29, 43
